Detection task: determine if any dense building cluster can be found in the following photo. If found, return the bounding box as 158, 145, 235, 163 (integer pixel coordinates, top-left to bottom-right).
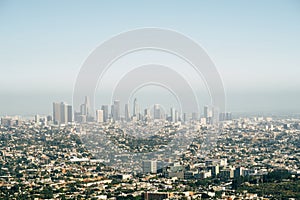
0, 114, 299, 199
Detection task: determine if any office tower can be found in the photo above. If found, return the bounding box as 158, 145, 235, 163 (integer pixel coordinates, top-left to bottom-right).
212, 106, 219, 124
35, 114, 40, 123
53, 102, 61, 124
144, 108, 151, 121
208, 165, 220, 177
142, 160, 157, 174
219, 112, 225, 121
96, 110, 104, 123
113, 100, 120, 121
204, 105, 209, 118
170, 107, 176, 122
125, 104, 130, 121
183, 113, 187, 123
101, 105, 109, 122
67, 105, 72, 123
234, 167, 244, 178
80, 103, 87, 115
220, 112, 232, 121
133, 98, 139, 119
204, 105, 213, 124
153, 104, 161, 120
1, 117, 15, 127
226, 112, 232, 120
47, 115, 52, 122
84, 96, 91, 117
144, 108, 150, 117
77, 96, 93, 122
60, 102, 68, 124
175, 110, 179, 122
111, 104, 114, 120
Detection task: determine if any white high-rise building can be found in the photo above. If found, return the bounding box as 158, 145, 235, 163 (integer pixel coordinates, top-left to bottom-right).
170, 107, 176, 122
96, 110, 104, 123
175, 110, 179, 122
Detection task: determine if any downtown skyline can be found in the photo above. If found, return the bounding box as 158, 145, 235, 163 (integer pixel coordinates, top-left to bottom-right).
1, 1, 300, 115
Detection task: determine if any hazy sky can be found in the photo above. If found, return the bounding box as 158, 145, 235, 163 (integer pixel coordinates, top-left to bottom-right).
0, 0, 300, 116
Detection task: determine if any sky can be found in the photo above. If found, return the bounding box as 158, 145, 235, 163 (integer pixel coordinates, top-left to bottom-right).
0, 0, 300, 116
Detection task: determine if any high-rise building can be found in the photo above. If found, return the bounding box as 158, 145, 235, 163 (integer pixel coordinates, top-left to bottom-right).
175, 110, 179, 122
144, 108, 151, 121
111, 104, 114, 120
219, 112, 232, 121
60, 102, 68, 124
80, 103, 87, 115
142, 160, 157, 174
96, 110, 104, 123
101, 105, 109, 122
144, 108, 150, 117
67, 105, 72, 123
170, 107, 176, 122
204, 105, 209, 118
125, 104, 130, 121
153, 104, 161, 120
35, 114, 40, 123
183, 113, 187, 123
77, 96, 93, 122
204, 105, 213, 124
212, 106, 219, 124
84, 96, 91, 117
53, 102, 61, 124
113, 100, 120, 121
133, 98, 139, 119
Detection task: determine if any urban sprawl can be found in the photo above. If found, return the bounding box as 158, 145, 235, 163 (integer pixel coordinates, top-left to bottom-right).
0, 97, 299, 199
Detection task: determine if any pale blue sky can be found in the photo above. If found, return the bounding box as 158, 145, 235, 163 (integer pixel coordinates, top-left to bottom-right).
0, 0, 300, 115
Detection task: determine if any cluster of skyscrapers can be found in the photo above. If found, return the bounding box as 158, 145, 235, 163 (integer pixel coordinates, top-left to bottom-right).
52, 102, 72, 125
52, 96, 232, 125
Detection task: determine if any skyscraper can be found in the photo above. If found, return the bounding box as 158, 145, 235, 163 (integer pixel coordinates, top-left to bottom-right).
53, 102, 61, 124
204, 105, 210, 118
80, 103, 87, 115
125, 104, 130, 121
170, 107, 176, 122
204, 105, 213, 124
183, 113, 187, 123
113, 100, 120, 121
67, 105, 73, 123
111, 104, 114, 120
142, 160, 157, 174
153, 104, 161, 120
60, 102, 68, 124
133, 98, 139, 119
175, 110, 179, 122
101, 105, 109, 122
96, 109, 104, 123
84, 96, 91, 117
